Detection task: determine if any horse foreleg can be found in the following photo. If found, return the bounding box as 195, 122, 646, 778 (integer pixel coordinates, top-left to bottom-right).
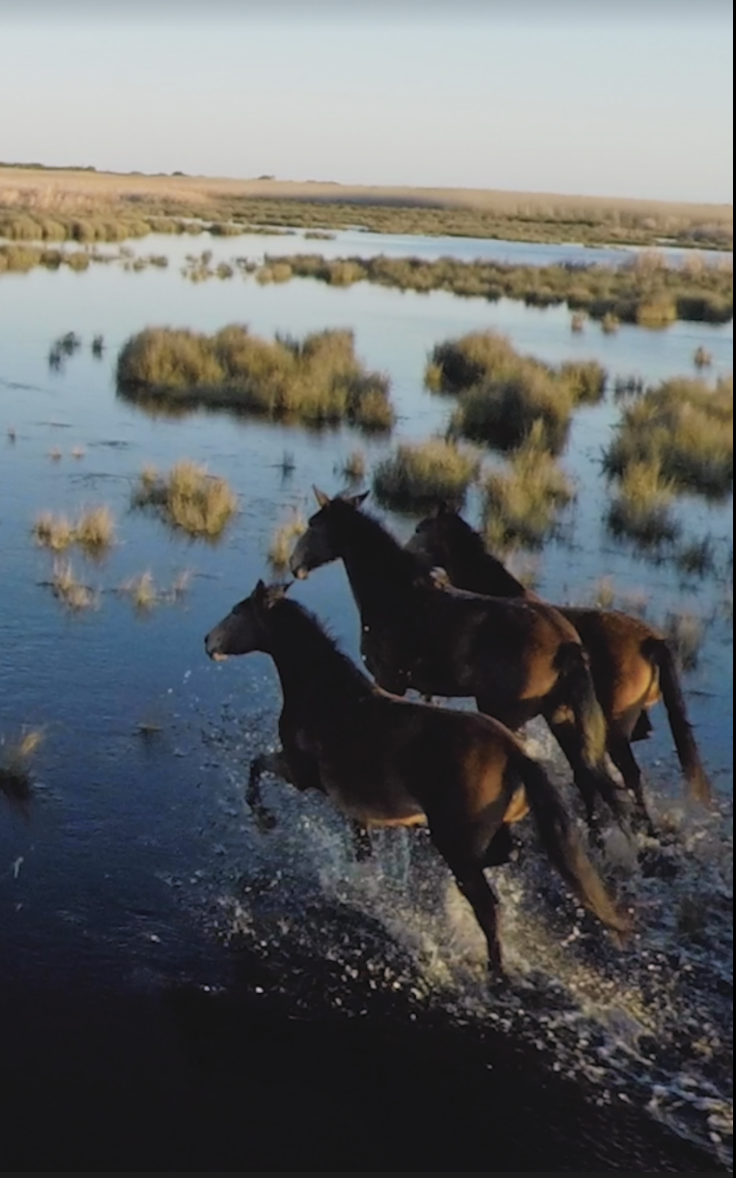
247, 749, 290, 832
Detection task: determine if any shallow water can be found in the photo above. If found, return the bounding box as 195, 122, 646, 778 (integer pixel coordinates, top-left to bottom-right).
0, 230, 732, 1169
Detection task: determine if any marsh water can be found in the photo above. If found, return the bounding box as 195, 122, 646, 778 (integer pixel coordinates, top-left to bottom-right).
0, 227, 732, 1169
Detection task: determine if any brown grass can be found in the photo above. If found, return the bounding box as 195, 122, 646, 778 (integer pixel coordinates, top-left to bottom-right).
132, 459, 238, 539
0, 728, 44, 813
268, 511, 307, 571
50, 559, 99, 611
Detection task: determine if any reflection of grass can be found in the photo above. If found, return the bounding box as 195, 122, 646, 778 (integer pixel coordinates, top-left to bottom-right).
605, 376, 733, 498
482, 425, 575, 551
606, 460, 679, 546
0, 728, 43, 813
132, 460, 238, 539
373, 439, 479, 512
116, 325, 394, 432
50, 559, 98, 611
268, 512, 307, 571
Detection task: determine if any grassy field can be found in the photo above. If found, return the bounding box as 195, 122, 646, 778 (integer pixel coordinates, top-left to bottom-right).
1, 165, 731, 250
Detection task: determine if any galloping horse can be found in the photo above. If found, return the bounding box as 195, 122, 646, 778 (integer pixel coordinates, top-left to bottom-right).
406, 505, 713, 831
288, 489, 630, 832
204, 580, 629, 972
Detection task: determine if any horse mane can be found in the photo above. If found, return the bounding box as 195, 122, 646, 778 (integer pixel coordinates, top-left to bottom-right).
442, 513, 527, 597
272, 596, 374, 700
335, 500, 427, 586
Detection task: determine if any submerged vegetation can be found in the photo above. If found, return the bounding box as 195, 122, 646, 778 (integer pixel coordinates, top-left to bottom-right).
604, 376, 733, 499
116, 325, 394, 431
372, 439, 480, 512
482, 424, 576, 551
132, 460, 238, 539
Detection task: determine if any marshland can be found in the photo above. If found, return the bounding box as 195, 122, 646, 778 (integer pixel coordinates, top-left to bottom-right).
0, 175, 732, 1171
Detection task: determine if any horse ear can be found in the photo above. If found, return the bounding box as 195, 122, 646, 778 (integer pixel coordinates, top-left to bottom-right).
265, 581, 291, 607
312, 485, 330, 509
347, 490, 369, 509
255, 578, 266, 594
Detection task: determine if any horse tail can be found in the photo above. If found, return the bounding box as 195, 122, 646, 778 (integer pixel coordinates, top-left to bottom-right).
517, 752, 631, 940
554, 641, 628, 821
643, 637, 712, 805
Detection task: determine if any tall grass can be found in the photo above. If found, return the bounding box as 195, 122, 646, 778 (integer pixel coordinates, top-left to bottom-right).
116, 325, 394, 432
268, 512, 307, 571
372, 439, 480, 512
132, 460, 238, 539
32, 507, 115, 554
605, 460, 680, 547
605, 375, 733, 498
50, 559, 99, 611
482, 424, 575, 551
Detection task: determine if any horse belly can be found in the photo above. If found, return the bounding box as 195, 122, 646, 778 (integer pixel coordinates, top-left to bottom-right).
321, 767, 427, 829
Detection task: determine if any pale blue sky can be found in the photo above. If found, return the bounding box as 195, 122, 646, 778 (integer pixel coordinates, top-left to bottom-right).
1, 2, 732, 204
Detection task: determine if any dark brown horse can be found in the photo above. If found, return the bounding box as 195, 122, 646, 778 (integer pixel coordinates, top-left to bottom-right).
406, 505, 713, 830
204, 580, 629, 972
288, 490, 630, 832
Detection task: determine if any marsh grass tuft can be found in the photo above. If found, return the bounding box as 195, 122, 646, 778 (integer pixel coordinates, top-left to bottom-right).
33, 506, 115, 555
33, 511, 74, 550
373, 439, 480, 512
605, 375, 733, 499
132, 459, 238, 539
339, 449, 367, 483
268, 512, 307, 571
0, 728, 44, 813
605, 460, 679, 547
693, 346, 713, 369
50, 558, 98, 611
119, 571, 158, 611
482, 424, 575, 551
116, 324, 394, 432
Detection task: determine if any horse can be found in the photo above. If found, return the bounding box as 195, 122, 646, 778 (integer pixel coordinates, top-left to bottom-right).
288, 489, 631, 834
405, 504, 713, 830
204, 579, 630, 973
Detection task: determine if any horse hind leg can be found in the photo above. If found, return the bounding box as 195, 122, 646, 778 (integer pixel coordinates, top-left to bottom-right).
427, 818, 505, 974
607, 729, 658, 838
350, 820, 373, 862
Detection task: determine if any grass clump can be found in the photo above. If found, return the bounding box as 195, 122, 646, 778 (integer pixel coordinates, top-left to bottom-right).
373, 439, 479, 513
32, 512, 74, 550
693, 346, 713, 369
119, 571, 158, 612
339, 449, 367, 483
0, 728, 43, 813
32, 506, 115, 554
267, 512, 307, 571
50, 559, 98, 611
604, 375, 733, 498
482, 424, 575, 551
116, 325, 394, 432
132, 460, 238, 539
429, 331, 605, 453
605, 460, 679, 547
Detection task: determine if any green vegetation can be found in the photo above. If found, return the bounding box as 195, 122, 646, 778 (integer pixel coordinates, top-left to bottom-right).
372, 439, 480, 512
116, 325, 395, 432
482, 424, 575, 551
241, 251, 733, 327
604, 376, 733, 498
132, 460, 238, 539
431, 331, 604, 453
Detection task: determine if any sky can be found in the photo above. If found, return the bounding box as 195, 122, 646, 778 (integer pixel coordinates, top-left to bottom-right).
1, 1, 733, 205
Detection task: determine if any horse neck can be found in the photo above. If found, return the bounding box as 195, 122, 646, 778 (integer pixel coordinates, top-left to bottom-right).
338, 510, 418, 619
446, 526, 527, 598
267, 600, 371, 714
